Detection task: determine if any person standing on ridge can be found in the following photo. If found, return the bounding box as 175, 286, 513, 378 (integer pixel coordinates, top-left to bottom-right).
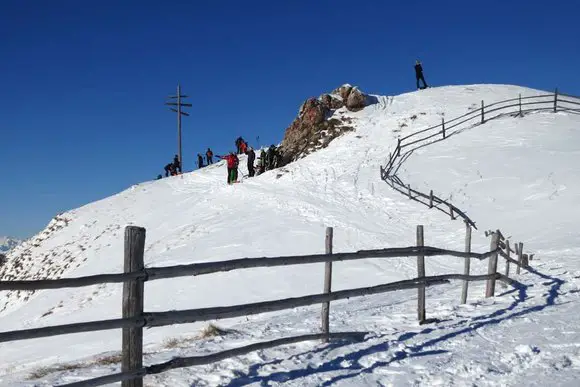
240, 140, 248, 155
206, 148, 213, 165
266, 145, 277, 170
164, 163, 176, 177
173, 154, 181, 174
235, 137, 244, 154
197, 153, 204, 169
217, 152, 239, 184
415, 60, 428, 90
246, 147, 256, 177
258, 148, 267, 175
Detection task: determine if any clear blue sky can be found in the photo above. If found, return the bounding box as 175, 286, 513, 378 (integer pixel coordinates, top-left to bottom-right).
1, 0, 579, 239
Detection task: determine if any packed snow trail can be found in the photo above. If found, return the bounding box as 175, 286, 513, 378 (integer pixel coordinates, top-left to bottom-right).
1, 85, 580, 386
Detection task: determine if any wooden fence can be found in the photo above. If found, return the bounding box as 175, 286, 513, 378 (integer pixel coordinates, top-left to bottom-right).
0, 225, 531, 387
380, 89, 580, 228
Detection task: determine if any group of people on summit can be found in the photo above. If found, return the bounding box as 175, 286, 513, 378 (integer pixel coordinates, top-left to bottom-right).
159, 60, 427, 182
158, 136, 283, 184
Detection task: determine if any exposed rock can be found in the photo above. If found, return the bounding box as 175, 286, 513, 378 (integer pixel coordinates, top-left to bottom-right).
346, 87, 367, 111
299, 98, 327, 126
332, 84, 354, 101
319, 94, 344, 110
278, 83, 371, 165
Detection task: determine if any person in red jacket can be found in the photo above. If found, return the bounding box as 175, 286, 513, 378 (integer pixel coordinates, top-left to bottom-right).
217, 152, 239, 184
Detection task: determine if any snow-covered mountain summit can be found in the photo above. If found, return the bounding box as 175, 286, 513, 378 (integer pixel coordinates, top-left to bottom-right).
1, 84, 580, 386
0, 237, 20, 254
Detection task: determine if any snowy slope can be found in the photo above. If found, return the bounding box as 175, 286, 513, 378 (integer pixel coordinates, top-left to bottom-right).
1, 84, 580, 386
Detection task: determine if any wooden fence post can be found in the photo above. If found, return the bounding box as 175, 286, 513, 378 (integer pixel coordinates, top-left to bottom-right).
429, 190, 433, 208
481, 100, 485, 123
460, 222, 472, 304
554, 88, 558, 113
485, 231, 500, 298
122, 226, 146, 387
416, 225, 426, 323
397, 139, 401, 157
449, 204, 455, 220
518, 94, 522, 116
522, 254, 529, 268
321, 227, 333, 342
442, 118, 446, 139
408, 184, 412, 199
504, 239, 511, 277
517, 242, 524, 274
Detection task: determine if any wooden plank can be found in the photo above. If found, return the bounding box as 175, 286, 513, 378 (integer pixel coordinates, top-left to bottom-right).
429, 190, 433, 208
0, 273, 500, 344
146, 275, 454, 328
442, 118, 446, 139
122, 226, 146, 387
417, 226, 426, 323
0, 271, 144, 291
321, 227, 333, 342
449, 204, 455, 220
146, 246, 494, 281
485, 232, 500, 297
554, 88, 558, 113
461, 223, 472, 304
0, 316, 143, 343
145, 273, 498, 328
481, 100, 485, 123
0, 247, 495, 292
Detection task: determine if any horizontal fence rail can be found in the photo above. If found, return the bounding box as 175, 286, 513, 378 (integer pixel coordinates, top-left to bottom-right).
381, 89, 580, 228
0, 270, 504, 343
0, 246, 494, 291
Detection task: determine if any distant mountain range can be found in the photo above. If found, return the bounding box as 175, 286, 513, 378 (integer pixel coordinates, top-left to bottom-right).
0, 237, 20, 254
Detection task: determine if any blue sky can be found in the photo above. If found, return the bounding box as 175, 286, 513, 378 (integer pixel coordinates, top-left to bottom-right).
1, 0, 579, 239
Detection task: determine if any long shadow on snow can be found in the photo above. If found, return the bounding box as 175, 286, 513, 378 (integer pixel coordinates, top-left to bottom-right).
222, 266, 564, 386
321, 267, 565, 385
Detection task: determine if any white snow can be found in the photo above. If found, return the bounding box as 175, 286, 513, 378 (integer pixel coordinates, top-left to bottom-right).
0, 237, 21, 253
1, 84, 580, 386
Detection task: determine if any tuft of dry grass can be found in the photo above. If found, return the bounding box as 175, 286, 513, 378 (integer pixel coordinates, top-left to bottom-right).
199, 323, 230, 338
94, 354, 122, 365
29, 363, 82, 380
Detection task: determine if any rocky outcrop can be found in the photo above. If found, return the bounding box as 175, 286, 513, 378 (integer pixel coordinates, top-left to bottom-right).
345, 87, 367, 111
279, 84, 371, 163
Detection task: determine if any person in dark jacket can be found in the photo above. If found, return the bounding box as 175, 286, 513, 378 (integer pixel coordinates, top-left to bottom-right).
164, 163, 176, 177
173, 154, 181, 174
415, 60, 428, 90
206, 148, 213, 164
246, 147, 256, 177
197, 154, 204, 169
235, 137, 244, 154
266, 145, 277, 170
258, 149, 266, 175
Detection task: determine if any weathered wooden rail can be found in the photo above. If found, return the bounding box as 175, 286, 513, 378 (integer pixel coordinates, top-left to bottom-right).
0, 224, 531, 386
380, 89, 580, 228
